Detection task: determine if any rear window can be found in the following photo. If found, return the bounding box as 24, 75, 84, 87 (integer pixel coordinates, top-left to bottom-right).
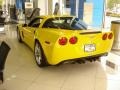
42, 17, 87, 30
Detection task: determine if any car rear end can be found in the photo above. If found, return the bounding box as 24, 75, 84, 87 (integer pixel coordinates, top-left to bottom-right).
48, 30, 114, 65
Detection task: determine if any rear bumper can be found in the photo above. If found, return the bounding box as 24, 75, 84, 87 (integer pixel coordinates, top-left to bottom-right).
49, 52, 108, 65
78, 52, 108, 59
57, 52, 108, 65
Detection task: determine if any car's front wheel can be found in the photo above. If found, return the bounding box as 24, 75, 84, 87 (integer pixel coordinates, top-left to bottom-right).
34, 41, 48, 67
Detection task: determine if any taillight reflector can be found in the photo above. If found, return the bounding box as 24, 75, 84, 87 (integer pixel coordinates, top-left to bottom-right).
59, 37, 67, 45
102, 33, 107, 40
69, 36, 78, 44
108, 33, 113, 39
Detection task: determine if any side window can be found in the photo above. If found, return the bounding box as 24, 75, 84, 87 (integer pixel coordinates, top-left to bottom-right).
71, 18, 87, 30
28, 18, 43, 28
42, 19, 55, 28
42, 19, 61, 28
42, 17, 73, 29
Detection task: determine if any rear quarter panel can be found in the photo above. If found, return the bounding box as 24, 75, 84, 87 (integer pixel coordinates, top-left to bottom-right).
35, 28, 61, 64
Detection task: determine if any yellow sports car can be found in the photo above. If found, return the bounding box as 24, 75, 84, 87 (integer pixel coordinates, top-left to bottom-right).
17, 15, 114, 67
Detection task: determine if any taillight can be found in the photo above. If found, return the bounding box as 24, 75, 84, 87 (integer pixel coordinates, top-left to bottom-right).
108, 33, 113, 39
102, 33, 107, 40
59, 37, 67, 45
69, 36, 78, 44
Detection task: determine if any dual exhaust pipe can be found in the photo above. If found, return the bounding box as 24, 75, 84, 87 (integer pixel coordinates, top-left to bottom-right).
76, 57, 100, 64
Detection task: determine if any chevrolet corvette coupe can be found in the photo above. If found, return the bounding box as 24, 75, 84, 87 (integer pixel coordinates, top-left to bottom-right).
17, 15, 114, 67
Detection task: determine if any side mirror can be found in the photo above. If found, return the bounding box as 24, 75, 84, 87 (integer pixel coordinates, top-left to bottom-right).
22, 24, 27, 27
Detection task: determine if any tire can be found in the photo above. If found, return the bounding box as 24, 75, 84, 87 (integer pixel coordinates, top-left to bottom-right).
17, 27, 23, 43
34, 41, 48, 67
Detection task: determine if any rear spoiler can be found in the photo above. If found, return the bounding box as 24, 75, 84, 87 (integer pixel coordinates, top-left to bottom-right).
80, 31, 101, 34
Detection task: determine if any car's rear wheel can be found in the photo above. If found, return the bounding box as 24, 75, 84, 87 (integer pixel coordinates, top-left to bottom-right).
17, 27, 22, 42
34, 41, 48, 67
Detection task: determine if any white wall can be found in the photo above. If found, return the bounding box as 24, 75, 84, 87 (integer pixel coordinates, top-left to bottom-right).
10, 0, 15, 5
38, 0, 47, 15
48, 0, 64, 15
37, 0, 67, 15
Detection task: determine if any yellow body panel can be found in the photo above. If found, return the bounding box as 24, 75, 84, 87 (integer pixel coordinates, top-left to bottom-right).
38, 30, 113, 65
18, 15, 114, 65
